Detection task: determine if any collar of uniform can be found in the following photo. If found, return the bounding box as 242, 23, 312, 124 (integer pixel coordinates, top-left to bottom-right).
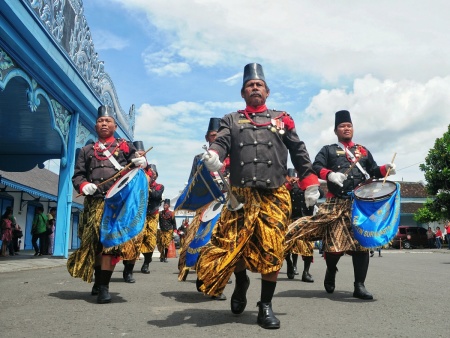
98, 136, 116, 144
339, 141, 355, 148
244, 104, 267, 113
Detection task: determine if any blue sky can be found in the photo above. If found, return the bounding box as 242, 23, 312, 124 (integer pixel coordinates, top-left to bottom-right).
78, 0, 450, 199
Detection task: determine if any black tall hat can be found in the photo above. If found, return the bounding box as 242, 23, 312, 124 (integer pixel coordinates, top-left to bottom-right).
97, 105, 115, 119
242, 63, 266, 86
287, 168, 297, 178
207, 118, 221, 132
133, 141, 145, 152
335, 110, 352, 129
163, 198, 170, 206
150, 164, 158, 176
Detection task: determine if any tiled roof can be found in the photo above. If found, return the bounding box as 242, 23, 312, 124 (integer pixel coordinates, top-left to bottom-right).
0, 167, 84, 206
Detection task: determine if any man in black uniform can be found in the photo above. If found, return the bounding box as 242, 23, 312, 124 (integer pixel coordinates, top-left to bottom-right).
196, 63, 320, 329
69, 105, 147, 303
287, 110, 396, 300
188, 117, 222, 180
284, 168, 322, 282
157, 199, 177, 262
140, 164, 164, 273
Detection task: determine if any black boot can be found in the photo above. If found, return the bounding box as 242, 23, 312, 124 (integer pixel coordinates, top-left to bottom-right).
97, 285, 111, 304
301, 256, 314, 283
164, 249, 169, 263
257, 279, 279, 328
292, 254, 299, 275
285, 255, 295, 279
324, 253, 341, 293
231, 271, 250, 314
352, 252, 373, 300
91, 266, 101, 295
123, 262, 136, 283
96, 270, 113, 304
257, 302, 280, 329
141, 253, 152, 274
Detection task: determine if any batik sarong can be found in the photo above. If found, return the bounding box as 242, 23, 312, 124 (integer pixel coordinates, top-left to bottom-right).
140, 213, 159, 254
196, 185, 290, 296
177, 210, 202, 281
67, 197, 144, 283
287, 198, 367, 253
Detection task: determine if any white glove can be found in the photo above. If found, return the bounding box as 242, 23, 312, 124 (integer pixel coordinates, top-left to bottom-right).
328, 172, 347, 187
82, 183, 97, 195
202, 151, 222, 172
304, 185, 320, 208
385, 163, 396, 175
132, 156, 147, 168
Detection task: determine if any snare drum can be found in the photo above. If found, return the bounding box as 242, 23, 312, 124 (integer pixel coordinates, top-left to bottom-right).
185, 199, 224, 267
100, 168, 149, 248
351, 180, 401, 248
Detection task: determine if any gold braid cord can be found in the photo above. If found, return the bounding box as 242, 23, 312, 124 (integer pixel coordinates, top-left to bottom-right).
196, 186, 291, 297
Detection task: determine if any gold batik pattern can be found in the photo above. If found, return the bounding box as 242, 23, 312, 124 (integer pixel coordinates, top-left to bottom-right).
196, 185, 290, 296
140, 214, 159, 253
157, 229, 173, 253
177, 210, 203, 280
67, 198, 145, 283
121, 232, 144, 260
286, 198, 367, 253
285, 238, 314, 257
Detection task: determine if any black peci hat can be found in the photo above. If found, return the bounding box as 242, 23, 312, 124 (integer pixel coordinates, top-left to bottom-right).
242, 63, 266, 87
207, 118, 221, 133
133, 141, 145, 152
163, 198, 170, 206
335, 110, 352, 130
287, 168, 297, 178
97, 105, 115, 120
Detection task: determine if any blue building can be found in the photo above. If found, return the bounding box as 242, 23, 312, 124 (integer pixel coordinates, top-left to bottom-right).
0, 0, 136, 257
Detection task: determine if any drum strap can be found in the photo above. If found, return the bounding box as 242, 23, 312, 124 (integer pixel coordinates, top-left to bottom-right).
99, 142, 124, 171
338, 142, 370, 179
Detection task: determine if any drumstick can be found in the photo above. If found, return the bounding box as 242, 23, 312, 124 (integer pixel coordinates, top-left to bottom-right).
76, 146, 153, 198
344, 156, 361, 175
382, 152, 397, 185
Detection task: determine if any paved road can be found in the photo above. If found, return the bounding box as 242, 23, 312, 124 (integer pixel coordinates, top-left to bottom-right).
0, 249, 448, 337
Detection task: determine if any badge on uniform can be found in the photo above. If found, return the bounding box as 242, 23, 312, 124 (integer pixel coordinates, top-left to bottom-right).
271, 119, 285, 134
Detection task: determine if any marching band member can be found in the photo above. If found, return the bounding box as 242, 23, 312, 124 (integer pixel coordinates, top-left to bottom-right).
69, 105, 147, 304
284, 168, 322, 282
121, 141, 151, 283
140, 164, 164, 274
177, 117, 228, 301
287, 110, 396, 300
196, 63, 320, 329
157, 199, 177, 262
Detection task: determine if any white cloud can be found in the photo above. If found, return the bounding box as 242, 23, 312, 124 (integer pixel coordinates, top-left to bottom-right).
298, 75, 450, 182
113, 0, 450, 82
90, 29, 129, 51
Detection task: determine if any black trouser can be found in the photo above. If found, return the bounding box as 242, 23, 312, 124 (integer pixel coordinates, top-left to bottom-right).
32, 233, 46, 254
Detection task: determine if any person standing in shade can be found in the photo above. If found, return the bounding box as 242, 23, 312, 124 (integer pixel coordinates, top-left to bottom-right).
157, 199, 177, 262
140, 163, 164, 274
46, 207, 56, 255
31, 206, 47, 256
287, 109, 396, 300
196, 63, 320, 329
68, 105, 147, 303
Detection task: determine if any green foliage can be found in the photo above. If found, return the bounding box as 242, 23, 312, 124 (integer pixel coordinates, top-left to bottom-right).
417, 124, 450, 222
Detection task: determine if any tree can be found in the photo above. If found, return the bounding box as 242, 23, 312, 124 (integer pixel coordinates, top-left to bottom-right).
414, 124, 450, 223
